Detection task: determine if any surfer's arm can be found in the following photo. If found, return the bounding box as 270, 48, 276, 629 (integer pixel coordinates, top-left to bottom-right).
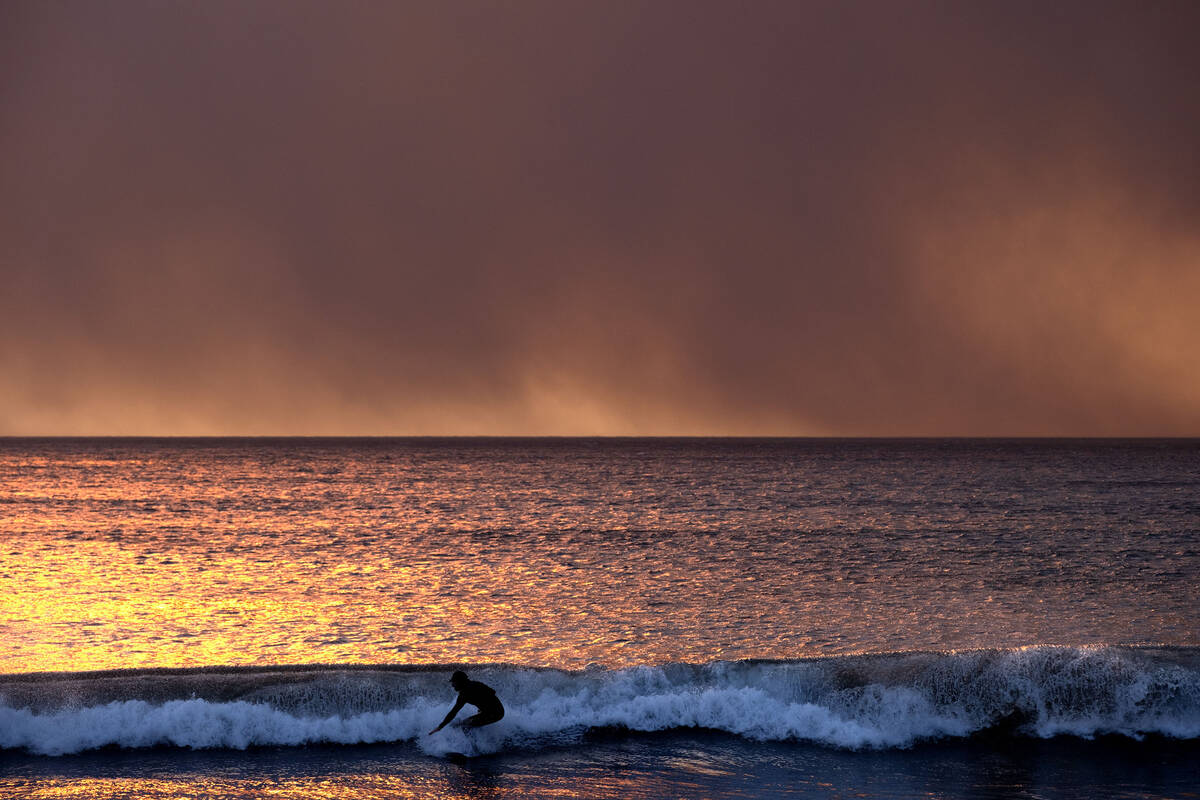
428, 696, 466, 734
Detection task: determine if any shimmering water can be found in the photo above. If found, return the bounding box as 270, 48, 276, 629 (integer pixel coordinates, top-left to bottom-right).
2, 438, 1197, 674
2, 438, 1198, 798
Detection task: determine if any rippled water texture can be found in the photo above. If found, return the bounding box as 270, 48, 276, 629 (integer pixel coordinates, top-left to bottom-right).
5, 735, 1198, 800
2, 438, 1197, 673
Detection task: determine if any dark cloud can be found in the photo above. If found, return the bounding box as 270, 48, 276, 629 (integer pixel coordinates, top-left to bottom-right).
3, 0, 1198, 434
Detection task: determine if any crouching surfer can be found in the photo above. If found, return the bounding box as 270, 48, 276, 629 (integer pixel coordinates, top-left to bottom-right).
428, 670, 504, 734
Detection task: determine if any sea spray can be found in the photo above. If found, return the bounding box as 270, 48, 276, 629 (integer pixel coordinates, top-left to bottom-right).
2, 646, 1198, 757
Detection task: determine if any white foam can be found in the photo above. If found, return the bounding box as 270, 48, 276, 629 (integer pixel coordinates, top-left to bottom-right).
2, 647, 1197, 756
0, 699, 439, 757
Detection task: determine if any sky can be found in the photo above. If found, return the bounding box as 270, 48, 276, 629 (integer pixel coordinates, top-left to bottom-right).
3, 0, 1199, 436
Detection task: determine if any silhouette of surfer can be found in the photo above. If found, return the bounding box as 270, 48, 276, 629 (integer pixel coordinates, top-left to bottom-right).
428, 670, 504, 734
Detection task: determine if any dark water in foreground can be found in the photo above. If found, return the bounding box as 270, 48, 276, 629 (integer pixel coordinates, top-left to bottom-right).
1, 438, 1198, 797
3, 733, 1199, 799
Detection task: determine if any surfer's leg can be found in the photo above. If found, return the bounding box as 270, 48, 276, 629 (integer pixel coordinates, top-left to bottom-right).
461, 709, 503, 730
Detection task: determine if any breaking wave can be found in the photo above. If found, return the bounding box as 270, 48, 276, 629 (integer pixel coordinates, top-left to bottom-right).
2, 646, 1198, 756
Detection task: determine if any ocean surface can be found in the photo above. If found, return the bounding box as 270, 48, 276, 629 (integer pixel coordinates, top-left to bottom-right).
1, 437, 1198, 798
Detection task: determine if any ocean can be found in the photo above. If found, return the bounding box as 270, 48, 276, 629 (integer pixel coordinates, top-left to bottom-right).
1, 438, 1198, 798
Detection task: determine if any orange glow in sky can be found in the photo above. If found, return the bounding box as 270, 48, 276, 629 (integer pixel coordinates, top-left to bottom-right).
2, 2, 1198, 436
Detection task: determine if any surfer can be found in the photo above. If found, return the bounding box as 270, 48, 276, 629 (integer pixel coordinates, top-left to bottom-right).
428, 670, 504, 734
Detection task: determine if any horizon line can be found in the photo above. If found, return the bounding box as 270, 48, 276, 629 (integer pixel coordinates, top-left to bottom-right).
2, 434, 1198, 441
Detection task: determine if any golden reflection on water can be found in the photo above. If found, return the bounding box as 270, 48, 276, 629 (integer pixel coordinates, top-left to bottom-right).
0, 776, 530, 800
2, 519, 734, 674
3, 439, 1195, 675
2, 443, 790, 674
0, 771, 678, 799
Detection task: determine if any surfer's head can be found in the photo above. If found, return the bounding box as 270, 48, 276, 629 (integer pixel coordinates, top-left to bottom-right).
450, 670, 469, 689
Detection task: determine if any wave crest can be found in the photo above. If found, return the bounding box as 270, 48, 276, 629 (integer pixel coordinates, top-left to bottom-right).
2, 646, 1197, 756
